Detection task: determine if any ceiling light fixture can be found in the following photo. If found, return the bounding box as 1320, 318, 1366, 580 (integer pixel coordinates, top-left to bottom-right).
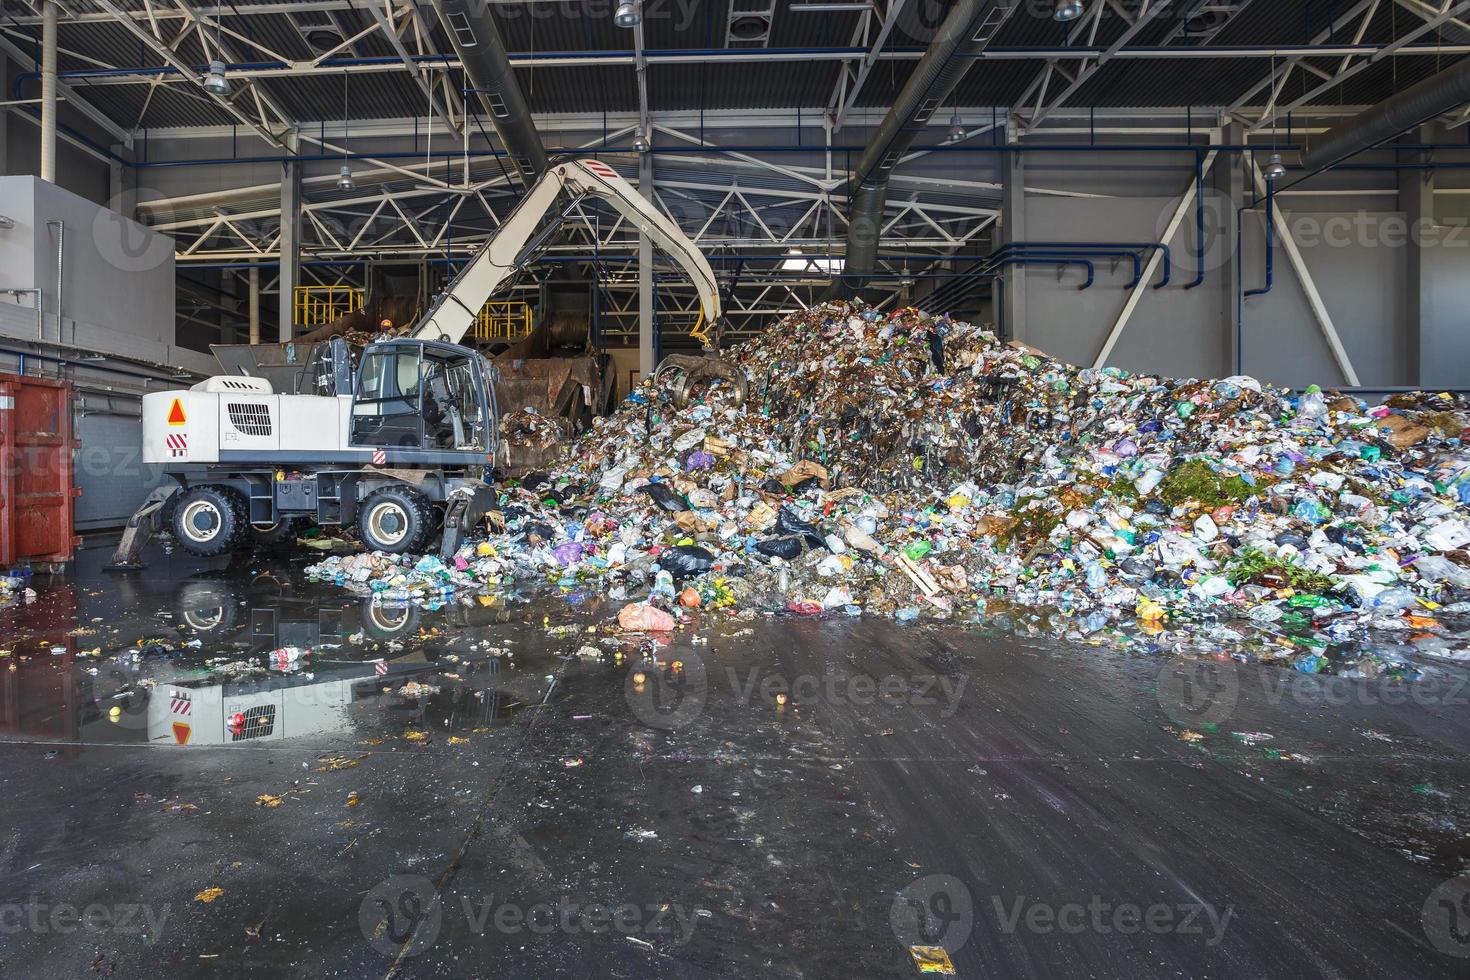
614, 1, 641, 28
1263, 153, 1287, 181
632, 127, 651, 153
945, 114, 965, 144
202, 59, 231, 96
1054, 0, 1085, 22
337, 71, 354, 191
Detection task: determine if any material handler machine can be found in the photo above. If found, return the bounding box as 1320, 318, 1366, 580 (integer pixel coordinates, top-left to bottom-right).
110, 159, 731, 568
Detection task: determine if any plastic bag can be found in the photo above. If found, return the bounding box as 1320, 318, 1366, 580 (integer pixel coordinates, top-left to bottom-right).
617, 603, 676, 631
776, 506, 827, 550
659, 545, 716, 579
641, 482, 689, 512
756, 536, 807, 560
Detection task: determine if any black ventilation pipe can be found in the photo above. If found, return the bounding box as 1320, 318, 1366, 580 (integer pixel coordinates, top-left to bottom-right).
1301, 56, 1470, 174
431, 0, 548, 188
827, 0, 1019, 300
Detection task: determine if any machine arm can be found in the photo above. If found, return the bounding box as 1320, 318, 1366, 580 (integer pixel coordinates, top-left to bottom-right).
408, 158, 723, 348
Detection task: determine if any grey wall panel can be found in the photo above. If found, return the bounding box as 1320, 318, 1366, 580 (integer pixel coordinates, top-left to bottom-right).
74, 411, 167, 531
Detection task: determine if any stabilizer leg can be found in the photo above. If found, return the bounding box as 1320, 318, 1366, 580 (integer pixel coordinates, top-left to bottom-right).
104, 485, 180, 572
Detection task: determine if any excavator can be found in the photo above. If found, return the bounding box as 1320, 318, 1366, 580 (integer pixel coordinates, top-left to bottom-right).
109, 158, 739, 568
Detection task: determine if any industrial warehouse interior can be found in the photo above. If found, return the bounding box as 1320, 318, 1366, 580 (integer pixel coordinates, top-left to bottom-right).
6, 0, 1470, 976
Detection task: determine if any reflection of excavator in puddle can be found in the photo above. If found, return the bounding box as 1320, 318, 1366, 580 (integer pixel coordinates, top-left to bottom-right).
110, 159, 744, 568
142, 570, 555, 747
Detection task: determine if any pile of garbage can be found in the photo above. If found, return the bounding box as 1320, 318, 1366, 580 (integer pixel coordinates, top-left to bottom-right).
308, 301, 1470, 669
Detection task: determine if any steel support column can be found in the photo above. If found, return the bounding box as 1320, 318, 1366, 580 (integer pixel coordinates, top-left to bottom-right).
1400, 124, 1437, 386
1218, 122, 1246, 374
638, 150, 655, 378
39, 0, 56, 183
278, 160, 301, 343
248, 262, 262, 346
1000, 148, 1026, 341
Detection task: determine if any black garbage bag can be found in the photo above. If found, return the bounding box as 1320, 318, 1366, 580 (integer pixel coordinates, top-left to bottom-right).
641, 482, 689, 512
789, 476, 823, 495
760, 478, 788, 495
756, 536, 807, 560
660, 545, 716, 579
522, 521, 556, 542
520, 472, 550, 493
776, 506, 827, 550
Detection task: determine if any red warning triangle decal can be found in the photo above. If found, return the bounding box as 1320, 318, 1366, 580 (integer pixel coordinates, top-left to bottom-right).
172, 721, 191, 745
167, 398, 187, 425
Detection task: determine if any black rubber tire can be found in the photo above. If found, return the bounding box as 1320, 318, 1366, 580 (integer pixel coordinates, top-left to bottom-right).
171, 485, 248, 557
248, 516, 308, 548
174, 579, 239, 635
358, 486, 436, 554
361, 598, 421, 641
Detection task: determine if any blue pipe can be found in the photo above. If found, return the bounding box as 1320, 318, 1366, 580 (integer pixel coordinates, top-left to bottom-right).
990, 244, 1145, 288
1183, 150, 1206, 289
1004, 241, 1171, 288
1244, 186, 1275, 297
995, 257, 1095, 289
923, 252, 1112, 309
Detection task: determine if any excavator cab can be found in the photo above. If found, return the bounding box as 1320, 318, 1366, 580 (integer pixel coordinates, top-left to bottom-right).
349, 339, 495, 454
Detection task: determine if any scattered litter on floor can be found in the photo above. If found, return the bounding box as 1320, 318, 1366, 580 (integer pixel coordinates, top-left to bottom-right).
298, 300, 1470, 673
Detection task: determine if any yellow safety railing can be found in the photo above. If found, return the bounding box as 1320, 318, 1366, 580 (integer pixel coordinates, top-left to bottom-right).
473, 300, 534, 341
293, 285, 364, 327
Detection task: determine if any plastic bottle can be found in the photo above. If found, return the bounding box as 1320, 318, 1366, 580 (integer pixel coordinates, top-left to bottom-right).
1366, 587, 1417, 613
1297, 384, 1327, 421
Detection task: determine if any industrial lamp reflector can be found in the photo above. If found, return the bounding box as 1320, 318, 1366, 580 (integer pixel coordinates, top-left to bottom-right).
202, 59, 231, 95
1264, 153, 1287, 180
632, 127, 651, 153
614, 1, 641, 28
1055, 0, 1085, 21
337, 165, 355, 191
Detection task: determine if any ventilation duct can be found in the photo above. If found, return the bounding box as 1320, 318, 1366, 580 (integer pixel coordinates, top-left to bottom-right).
430, 0, 548, 188
828, 0, 1019, 299
1300, 56, 1470, 174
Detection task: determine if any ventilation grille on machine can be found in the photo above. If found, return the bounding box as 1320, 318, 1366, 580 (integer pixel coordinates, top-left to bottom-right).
227, 403, 273, 437
230, 704, 276, 741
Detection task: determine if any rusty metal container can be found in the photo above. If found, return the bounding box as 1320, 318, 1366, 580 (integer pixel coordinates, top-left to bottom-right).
0, 373, 79, 570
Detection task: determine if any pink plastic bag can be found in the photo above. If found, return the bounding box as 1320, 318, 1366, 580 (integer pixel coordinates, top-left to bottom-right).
617, 603, 676, 631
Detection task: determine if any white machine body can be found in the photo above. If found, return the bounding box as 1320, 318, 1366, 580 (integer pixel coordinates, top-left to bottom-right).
142, 383, 352, 466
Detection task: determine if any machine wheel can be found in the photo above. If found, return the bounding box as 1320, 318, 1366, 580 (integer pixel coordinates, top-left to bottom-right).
171, 485, 248, 557
358, 486, 436, 554
249, 517, 308, 548
174, 579, 239, 635
361, 598, 421, 641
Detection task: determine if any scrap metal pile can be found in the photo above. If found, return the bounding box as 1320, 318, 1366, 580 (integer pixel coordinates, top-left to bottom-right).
309, 301, 1470, 673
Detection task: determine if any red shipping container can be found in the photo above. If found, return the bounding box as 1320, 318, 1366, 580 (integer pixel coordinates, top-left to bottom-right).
0, 373, 80, 569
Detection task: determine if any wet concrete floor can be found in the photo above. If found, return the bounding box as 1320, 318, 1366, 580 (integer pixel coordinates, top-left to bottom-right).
2, 540, 1470, 978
